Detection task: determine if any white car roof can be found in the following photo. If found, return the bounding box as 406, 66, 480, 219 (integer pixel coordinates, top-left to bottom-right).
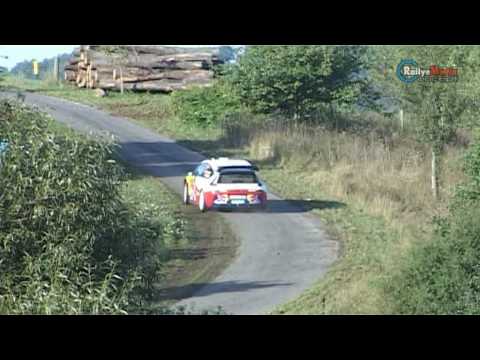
203, 158, 253, 172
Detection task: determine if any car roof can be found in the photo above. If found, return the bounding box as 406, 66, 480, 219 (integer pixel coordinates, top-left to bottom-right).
202, 158, 254, 172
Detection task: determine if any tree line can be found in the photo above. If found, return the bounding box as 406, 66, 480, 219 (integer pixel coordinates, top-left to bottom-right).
10, 53, 72, 80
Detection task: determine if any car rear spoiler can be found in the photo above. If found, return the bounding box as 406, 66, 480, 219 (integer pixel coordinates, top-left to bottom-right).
218, 165, 259, 172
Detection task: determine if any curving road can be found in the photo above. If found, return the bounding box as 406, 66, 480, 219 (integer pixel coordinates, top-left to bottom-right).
1, 92, 339, 315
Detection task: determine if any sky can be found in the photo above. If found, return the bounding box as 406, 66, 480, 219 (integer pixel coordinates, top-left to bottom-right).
0, 45, 241, 70
0, 45, 77, 70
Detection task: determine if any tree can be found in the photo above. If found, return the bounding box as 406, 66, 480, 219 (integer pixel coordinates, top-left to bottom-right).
0, 66, 7, 84
368, 45, 472, 200
218, 46, 236, 63
225, 45, 371, 119
10, 53, 71, 80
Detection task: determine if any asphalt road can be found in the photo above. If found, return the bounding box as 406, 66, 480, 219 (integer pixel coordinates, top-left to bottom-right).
1, 92, 339, 315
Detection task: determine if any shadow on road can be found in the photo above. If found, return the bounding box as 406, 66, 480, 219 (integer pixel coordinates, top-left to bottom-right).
156, 280, 293, 301
266, 199, 346, 213
118, 141, 203, 179
168, 246, 233, 261
216, 199, 346, 214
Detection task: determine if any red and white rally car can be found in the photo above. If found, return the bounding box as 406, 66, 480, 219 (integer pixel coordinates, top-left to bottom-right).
183, 158, 268, 212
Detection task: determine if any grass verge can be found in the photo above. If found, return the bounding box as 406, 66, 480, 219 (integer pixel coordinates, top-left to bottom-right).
123, 167, 238, 312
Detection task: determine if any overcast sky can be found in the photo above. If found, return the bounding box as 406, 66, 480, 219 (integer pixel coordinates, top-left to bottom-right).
0, 45, 235, 70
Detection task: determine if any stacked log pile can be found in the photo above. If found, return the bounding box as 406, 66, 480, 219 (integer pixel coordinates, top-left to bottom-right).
64, 45, 222, 92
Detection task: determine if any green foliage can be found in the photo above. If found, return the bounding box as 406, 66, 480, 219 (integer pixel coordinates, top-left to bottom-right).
101, 177, 187, 301
218, 46, 236, 63
367, 45, 475, 200
170, 83, 242, 127
0, 100, 178, 314
224, 45, 370, 118
453, 130, 480, 204
405, 57, 463, 150
0, 66, 7, 87
0, 100, 130, 313
367, 45, 471, 148
388, 205, 480, 314
388, 133, 480, 314
464, 132, 480, 184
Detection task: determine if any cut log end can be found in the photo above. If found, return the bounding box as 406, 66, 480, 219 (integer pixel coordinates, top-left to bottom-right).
67, 45, 222, 92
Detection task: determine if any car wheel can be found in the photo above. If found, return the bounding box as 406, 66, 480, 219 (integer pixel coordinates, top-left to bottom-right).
183, 183, 190, 205
199, 191, 207, 212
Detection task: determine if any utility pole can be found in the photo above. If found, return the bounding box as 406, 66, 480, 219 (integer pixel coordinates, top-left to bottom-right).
399, 108, 404, 131
53, 56, 59, 83
32, 59, 39, 80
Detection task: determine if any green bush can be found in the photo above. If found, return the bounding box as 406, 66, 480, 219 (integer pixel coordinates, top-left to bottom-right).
170, 83, 242, 127
388, 206, 480, 314
0, 100, 169, 314
224, 45, 370, 118
388, 133, 480, 314
454, 131, 480, 204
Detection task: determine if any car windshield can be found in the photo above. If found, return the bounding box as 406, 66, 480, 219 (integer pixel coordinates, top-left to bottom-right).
218, 172, 258, 184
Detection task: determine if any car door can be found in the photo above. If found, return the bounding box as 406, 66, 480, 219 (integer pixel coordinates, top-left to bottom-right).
196, 162, 216, 190
194, 163, 208, 197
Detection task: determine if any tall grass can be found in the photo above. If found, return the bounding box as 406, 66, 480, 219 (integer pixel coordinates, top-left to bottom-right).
386, 133, 480, 314
223, 113, 464, 223
219, 111, 466, 313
